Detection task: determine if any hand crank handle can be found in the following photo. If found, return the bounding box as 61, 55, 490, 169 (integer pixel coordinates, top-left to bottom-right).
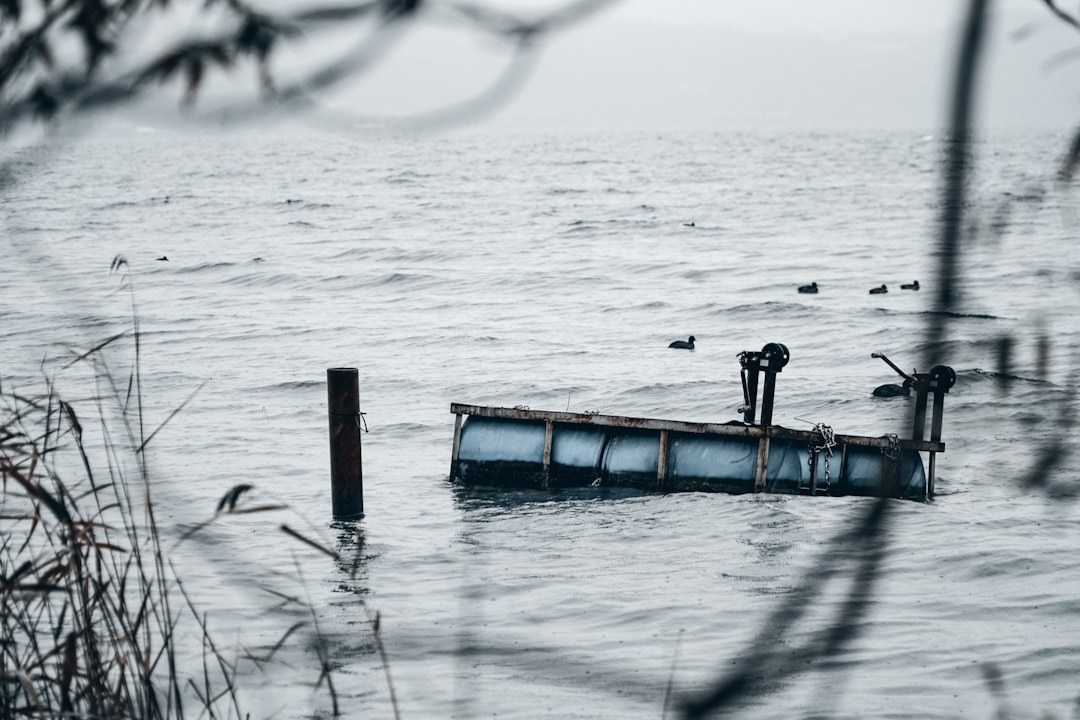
871, 352, 916, 383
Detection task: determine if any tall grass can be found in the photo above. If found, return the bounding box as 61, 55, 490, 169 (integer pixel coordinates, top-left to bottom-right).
0, 303, 396, 718
0, 356, 246, 716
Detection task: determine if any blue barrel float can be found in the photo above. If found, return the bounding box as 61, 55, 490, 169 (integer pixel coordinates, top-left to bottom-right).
450, 344, 954, 501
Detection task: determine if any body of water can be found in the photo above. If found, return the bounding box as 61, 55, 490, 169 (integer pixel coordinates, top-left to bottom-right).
3, 128, 1079, 718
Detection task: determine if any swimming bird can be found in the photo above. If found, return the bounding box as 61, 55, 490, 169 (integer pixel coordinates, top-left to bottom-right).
156, 255, 169, 261
669, 336, 696, 350
901, 280, 920, 290
873, 377, 912, 397
683, 221, 695, 227
798, 282, 818, 294
869, 284, 887, 294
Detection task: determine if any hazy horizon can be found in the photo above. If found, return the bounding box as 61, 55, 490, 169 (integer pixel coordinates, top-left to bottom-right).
88, 0, 1080, 135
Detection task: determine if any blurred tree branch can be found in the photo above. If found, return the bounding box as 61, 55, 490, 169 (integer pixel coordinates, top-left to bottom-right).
0, 0, 617, 134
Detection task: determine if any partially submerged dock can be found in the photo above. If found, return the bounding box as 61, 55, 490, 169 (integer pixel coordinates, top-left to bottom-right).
449, 344, 954, 500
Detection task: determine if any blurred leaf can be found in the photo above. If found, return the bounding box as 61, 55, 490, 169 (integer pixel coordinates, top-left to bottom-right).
3, 559, 34, 586
295, 2, 381, 23
0, 0, 21, 22
183, 58, 203, 105
1010, 20, 1040, 41
1036, 331, 1050, 379
232, 504, 288, 514
1058, 125, 1080, 183
381, 0, 423, 21
89, 542, 128, 554
982, 661, 1005, 696
30, 86, 58, 120
1041, 0, 1080, 30
60, 401, 81, 442
35, 38, 53, 69
60, 633, 76, 712
61, 331, 128, 370
216, 483, 253, 512
995, 335, 1013, 391
280, 524, 338, 560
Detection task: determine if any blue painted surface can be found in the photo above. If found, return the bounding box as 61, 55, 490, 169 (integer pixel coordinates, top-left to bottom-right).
455, 416, 927, 498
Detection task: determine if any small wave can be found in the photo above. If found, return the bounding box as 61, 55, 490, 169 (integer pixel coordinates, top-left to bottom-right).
279, 199, 331, 210
175, 261, 237, 274
361, 272, 430, 287
250, 380, 325, 391
373, 248, 452, 263
562, 222, 599, 234
222, 272, 299, 287
970, 368, 1052, 384
377, 421, 434, 434
287, 220, 317, 228
329, 246, 377, 260
551, 159, 608, 167
548, 187, 587, 195
601, 301, 670, 313
724, 301, 809, 314
681, 269, 718, 280
384, 171, 433, 184
922, 310, 1002, 320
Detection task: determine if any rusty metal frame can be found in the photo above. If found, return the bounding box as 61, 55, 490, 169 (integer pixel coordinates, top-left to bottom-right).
450, 403, 945, 454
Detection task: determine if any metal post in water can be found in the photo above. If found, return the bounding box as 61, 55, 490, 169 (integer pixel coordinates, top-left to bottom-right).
742, 355, 760, 423
760, 371, 778, 426
912, 385, 929, 441
327, 367, 364, 519
450, 412, 463, 480
931, 392, 946, 443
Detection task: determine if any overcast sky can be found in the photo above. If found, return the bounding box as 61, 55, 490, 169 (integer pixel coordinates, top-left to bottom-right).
297, 0, 1077, 132
126, 0, 1080, 133
603, 0, 969, 37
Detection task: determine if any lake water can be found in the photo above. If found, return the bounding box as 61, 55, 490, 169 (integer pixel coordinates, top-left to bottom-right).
3, 127, 1080, 718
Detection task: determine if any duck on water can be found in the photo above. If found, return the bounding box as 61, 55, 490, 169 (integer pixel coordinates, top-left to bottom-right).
873, 377, 912, 397
669, 336, 696, 350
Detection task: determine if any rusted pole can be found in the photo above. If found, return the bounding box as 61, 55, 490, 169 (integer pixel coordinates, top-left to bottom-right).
327, 367, 363, 519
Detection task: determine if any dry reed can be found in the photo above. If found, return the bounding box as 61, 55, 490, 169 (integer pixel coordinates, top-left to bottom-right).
1, 301, 394, 718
